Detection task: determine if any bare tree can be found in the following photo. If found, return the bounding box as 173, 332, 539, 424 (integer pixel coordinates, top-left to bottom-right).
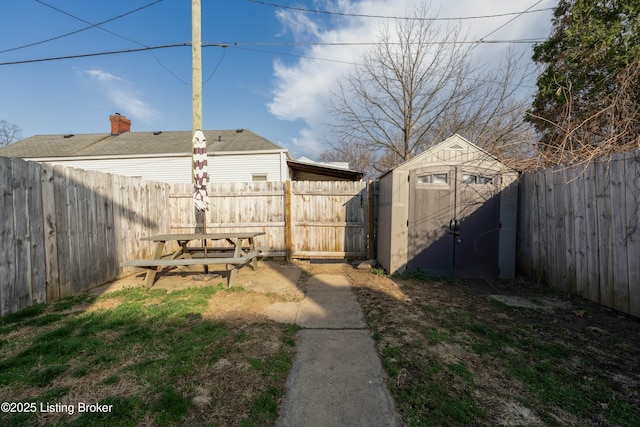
323, 4, 534, 175
527, 57, 640, 167
0, 120, 23, 147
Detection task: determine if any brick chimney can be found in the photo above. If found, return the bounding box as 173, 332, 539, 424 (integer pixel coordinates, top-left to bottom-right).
110, 113, 131, 135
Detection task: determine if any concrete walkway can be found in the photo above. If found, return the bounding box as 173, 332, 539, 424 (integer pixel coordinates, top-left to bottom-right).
267, 273, 400, 427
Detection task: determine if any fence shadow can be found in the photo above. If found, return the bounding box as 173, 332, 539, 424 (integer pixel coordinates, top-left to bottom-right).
0, 157, 168, 315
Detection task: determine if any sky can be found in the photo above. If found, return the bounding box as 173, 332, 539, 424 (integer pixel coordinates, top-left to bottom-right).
0, 0, 555, 160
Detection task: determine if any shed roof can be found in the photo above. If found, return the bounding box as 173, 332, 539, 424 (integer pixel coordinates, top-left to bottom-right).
379, 134, 511, 178
0, 129, 286, 159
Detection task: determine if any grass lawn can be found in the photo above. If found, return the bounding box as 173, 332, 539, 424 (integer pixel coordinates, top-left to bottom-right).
344, 267, 640, 427
0, 284, 297, 427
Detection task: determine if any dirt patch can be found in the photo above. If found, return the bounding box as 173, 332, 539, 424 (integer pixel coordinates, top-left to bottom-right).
203, 291, 281, 322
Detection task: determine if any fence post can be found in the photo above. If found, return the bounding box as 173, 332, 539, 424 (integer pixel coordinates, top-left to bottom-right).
285, 180, 292, 262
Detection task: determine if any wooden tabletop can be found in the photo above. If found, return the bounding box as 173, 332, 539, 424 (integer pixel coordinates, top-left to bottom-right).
141, 232, 265, 242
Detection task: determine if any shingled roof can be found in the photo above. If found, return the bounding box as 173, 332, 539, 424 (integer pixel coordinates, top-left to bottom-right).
0, 129, 285, 159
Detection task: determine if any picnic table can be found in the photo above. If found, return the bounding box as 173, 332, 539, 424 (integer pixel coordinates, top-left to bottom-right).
121, 232, 265, 288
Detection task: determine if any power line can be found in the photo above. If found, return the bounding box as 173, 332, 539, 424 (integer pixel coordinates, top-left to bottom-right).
212, 39, 544, 47
248, 0, 554, 21
0, 38, 546, 67
476, 0, 546, 43
0, 44, 188, 66
203, 47, 227, 84
0, 0, 165, 54
227, 44, 360, 66
33, 0, 190, 86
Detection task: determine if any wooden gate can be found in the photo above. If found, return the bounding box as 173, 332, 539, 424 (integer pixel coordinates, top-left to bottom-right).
287, 181, 370, 259
408, 166, 501, 277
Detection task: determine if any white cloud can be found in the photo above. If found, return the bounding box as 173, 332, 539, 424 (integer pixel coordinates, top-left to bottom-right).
268, 0, 554, 158
84, 69, 122, 82
82, 68, 158, 124
108, 88, 158, 123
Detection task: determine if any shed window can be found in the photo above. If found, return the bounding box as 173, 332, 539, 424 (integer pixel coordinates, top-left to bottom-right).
418, 173, 448, 184
252, 174, 267, 182
462, 174, 492, 185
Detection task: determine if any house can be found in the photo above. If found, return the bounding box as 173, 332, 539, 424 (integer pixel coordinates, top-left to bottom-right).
0, 113, 361, 183
377, 134, 518, 279
0, 114, 290, 183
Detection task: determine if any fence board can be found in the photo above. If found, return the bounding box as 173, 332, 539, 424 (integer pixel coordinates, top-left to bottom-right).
552, 170, 567, 290
572, 168, 587, 298
544, 171, 557, 287
562, 168, 576, 293
85, 171, 98, 289
0, 157, 16, 316
625, 152, 640, 317
69, 169, 83, 296
610, 153, 629, 313
595, 161, 614, 308
12, 159, 31, 310
583, 162, 600, 302
41, 163, 59, 301
53, 166, 70, 298
27, 161, 46, 306
516, 174, 531, 275
75, 169, 89, 295
524, 174, 537, 277
535, 172, 547, 282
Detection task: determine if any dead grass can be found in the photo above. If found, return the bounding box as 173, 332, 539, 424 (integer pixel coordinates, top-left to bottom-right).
3, 261, 639, 426
338, 264, 640, 426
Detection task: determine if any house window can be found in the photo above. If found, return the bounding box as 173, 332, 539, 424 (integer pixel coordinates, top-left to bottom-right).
252, 174, 267, 182
417, 173, 448, 184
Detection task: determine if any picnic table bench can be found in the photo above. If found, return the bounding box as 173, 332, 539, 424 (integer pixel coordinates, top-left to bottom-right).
121, 232, 265, 288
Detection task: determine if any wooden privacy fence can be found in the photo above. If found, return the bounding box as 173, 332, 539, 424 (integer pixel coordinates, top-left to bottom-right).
169, 181, 287, 255
1, 157, 372, 315
167, 180, 373, 260
517, 149, 640, 317
0, 157, 171, 316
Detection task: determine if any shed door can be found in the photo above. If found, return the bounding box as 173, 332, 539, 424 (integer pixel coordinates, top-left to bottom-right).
407, 167, 501, 277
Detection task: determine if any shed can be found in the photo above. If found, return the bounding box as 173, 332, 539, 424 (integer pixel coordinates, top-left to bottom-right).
377, 134, 518, 278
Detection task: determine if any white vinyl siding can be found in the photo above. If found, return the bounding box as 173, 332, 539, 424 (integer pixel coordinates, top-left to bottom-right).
40, 152, 289, 184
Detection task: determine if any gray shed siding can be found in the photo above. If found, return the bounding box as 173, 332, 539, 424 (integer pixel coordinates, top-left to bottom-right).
377, 169, 409, 275
376, 134, 518, 278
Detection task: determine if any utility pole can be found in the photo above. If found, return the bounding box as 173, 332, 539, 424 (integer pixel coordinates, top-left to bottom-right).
192, 0, 206, 245
192, 0, 202, 137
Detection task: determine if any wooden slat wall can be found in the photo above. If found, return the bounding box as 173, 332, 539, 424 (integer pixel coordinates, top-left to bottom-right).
0, 159, 171, 316
518, 149, 640, 317
166, 180, 370, 259
168, 181, 287, 256
1, 157, 370, 315
290, 180, 368, 259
